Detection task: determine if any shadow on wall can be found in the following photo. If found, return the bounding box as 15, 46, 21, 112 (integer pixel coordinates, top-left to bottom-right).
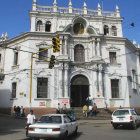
0, 89, 13, 114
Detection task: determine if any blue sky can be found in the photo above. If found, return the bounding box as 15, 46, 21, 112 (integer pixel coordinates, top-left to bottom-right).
0, 0, 140, 44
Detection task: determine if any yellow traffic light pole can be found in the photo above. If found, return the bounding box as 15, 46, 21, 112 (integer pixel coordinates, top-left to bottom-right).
29, 46, 53, 108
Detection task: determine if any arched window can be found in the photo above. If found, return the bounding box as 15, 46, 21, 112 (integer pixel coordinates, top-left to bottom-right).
74, 45, 85, 62
104, 25, 109, 35
45, 21, 51, 32
73, 23, 84, 34
37, 20, 43, 31
112, 26, 117, 36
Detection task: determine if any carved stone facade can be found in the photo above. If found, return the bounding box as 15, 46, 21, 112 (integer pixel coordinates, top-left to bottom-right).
0, 0, 140, 109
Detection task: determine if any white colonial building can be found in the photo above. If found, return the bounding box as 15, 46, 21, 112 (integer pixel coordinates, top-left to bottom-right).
0, 0, 140, 111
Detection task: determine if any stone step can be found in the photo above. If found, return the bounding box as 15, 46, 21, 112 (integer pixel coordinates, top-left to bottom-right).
69, 108, 112, 120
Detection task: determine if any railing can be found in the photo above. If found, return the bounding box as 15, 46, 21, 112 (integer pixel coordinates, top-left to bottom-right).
87, 10, 98, 16
37, 6, 53, 12
36, 5, 117, 17
57, 7, 69, 13
73, 8, 84, 14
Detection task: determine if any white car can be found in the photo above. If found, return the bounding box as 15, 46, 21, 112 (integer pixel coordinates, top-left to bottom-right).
27, 114, 78, 140
111, 109, 140, 129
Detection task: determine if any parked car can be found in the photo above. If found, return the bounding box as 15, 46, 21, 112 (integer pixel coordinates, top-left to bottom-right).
27, 114, 78, 140
111, 109, 140, 129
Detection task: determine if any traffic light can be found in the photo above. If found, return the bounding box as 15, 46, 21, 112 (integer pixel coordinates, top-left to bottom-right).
52, 36, 60, 53
49, 55, 55, 69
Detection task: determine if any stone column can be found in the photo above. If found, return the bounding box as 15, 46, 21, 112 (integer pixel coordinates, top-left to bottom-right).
64, 64, 69, 98
92, 38, 95, 57
59, 36, 63, 55
96, 39, 101, 57
58, 67, 63, 98
98, 65, 103, 96
64, 36, 68, 55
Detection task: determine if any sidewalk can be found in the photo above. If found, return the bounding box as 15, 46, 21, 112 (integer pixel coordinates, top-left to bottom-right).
77, 119, 111, 125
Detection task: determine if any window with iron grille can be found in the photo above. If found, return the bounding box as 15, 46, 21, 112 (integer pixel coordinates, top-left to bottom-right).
111, 79, 119, 98
12, 82, 17, 98
14, 52, 18, 65
74, 45, 85, 62
39, 48, 48, 61
109, 52, 117, 64
37, 78, 48, 98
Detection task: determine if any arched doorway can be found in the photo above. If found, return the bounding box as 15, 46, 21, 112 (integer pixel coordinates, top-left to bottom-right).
70, 75, 89, 107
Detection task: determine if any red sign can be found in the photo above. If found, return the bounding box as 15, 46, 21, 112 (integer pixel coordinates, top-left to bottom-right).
39, 102, 46, 106
62, 100, 69, 104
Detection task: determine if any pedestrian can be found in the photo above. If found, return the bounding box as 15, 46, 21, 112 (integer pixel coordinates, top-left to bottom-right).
86, 95, 93, 106
26, 110, 36, 136
20, 106, 24, 117
70, 108, 76, 121
119, 105, 123, 109
92, 103, 97, 116
17, 106, 21, 116
13, 106, 17, 116
89, 105, 93, 116
83, 104, 88, 117
56, 103, 61, 114
62, 104, 67, 114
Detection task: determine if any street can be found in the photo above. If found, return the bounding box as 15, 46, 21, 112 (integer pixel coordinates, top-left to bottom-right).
0, 114, 140, 140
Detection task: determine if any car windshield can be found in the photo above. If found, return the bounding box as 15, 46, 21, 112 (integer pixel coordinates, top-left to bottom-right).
37, 116, 62, 124
113, 110, 129, 116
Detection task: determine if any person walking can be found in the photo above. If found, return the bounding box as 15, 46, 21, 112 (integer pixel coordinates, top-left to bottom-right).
26, 110, 36, 136
86, 95, 93, 106
83, 104, 88, 117
62, 104, 67, 114
56, 103, 61, 114
20, 106, 24, 117
17, 106, 21, 117
70, 108, 76, 121
89, 105, 93, 116
93, 103, 97, 116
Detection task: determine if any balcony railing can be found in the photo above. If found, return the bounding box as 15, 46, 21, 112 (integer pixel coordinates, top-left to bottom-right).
36, 5, 117, 17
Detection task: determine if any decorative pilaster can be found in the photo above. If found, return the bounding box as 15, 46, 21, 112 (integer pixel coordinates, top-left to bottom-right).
83, 2, 87, 14
116, 5, 120, 17
97, 3, 102, 16
68, 0, 72, 13
53, 0, 58, 12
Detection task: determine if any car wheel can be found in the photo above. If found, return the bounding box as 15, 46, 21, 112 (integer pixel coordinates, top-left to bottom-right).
132, 122, 137, 130
73, 127, 78, 136
62, 131, 68, 140
113, 124, 118, 129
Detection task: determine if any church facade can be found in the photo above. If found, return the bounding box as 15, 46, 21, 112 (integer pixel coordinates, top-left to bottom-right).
0, 0, 140, 111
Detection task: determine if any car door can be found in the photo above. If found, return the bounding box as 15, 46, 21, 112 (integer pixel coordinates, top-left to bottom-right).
63, 116, 72, 135
67, 116, 76, 133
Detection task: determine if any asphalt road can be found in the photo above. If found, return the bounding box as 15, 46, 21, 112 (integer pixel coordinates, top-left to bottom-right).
0, 114, 140, 140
